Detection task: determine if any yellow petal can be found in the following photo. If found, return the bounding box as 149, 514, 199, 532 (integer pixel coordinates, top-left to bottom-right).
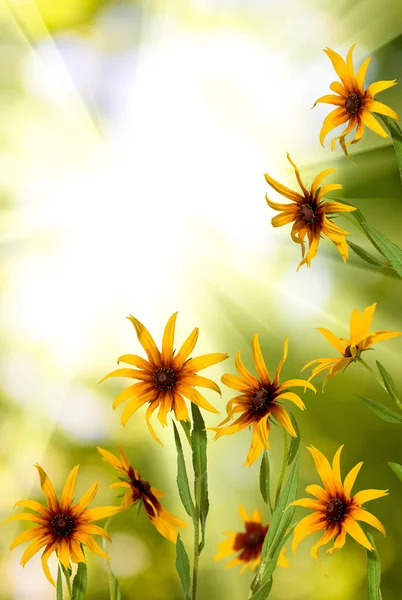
274, 336, 289, 385
327, 526, 347, 553
57, 537, 71, 570
322, 201, 356, 214
173, 327, 199, 368
276, 391, 305, 411
311, 525, 338, 563
235, 351, 259, 387
221, 373, 251, 393
307, 446, 337, 496
316, 183, 343, 201
367, 79, 397, 97
292, 512, 326, 554
272, 212, 297, 227
323, 47, 353, 90
127, 315, 161, 367
251, 334, 270, 385
41, 542, 58, 587
60, 465, 80, 512
310, 168, 336, 198
319, 108, 349, 146
331, 445, 344, 495
244, 426, 267, 467
305, 484, 330, 502
177, 384, 219, 414
184, 375, 221, 395
360, 109, 388, 138
313, 94, 344, 108
21, 534, 53, 567
239, 505, 250, 522
353, 489, 389, 506
366, 100, 399, 120
286, 154, 309, 197
172, 393, 189, 421
97, 447, 123, 470
264, 172, 304, 204
145, 400, 163, 445
355, 57, 371, 92
34, 465, 59, 513
184, 353, 228, 373
79, 523, 112, 541
288, 498, 324, 511
349, 508, 386, 536
343, 462, 363, 499
10, 526, 45, 550
112, 382, 155, 410
271, 405, 296, 437
157, 391, 173, 426
342, 515, 373, 550
277, 379, 316, 393
14, 500, 50, 517
117, 354, 152, 371
265, 195, 299, 212
73, 531, 111, 559
316, 328, 345, 354
85, 506, 122, 522
161, 312, 178, 363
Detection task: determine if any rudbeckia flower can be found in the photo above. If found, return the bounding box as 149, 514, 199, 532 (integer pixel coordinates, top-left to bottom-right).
303, 303, 402, 387
215, 505, 289, 573
265, 154, 356, 269
289, 445, 388, 563
97, 445, 187, 543
209, 335, 316, 466
314, 44, 399, 158
100, 312, 228, 444
0, 465, 121, 586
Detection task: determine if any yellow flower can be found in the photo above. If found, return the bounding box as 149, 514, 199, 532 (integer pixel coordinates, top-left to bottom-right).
100, 312, 228, 444
265, 154, 356, 269
314, 44, 399, 158
209, 335, 316, 467
289, 445, 388, 564
0, 465, 121, 586
215, 505, 289, 573
303, 303, 402, 387
97, 445, 187, 543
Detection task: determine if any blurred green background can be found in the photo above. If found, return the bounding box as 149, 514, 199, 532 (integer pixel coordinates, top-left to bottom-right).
1, 0, 402, 598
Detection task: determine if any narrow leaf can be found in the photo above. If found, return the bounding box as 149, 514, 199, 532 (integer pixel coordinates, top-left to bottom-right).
363, 226, 402, 277
366, 531, 382, 600
376, 361, 400, 405
57, 565, 63, 600
191, 404, 209, 553
347, 241, 390, 268
379, 114, 402, 184
111, 571, 122, 600
388, 462, 402, 484
71, 562, 88, 600
249, 578, 273, 600
175, 534, 191, 600
173, 422, 196, 519
259, 451, 272, 510
357, 395, 402, 424
287, 413, 300, 466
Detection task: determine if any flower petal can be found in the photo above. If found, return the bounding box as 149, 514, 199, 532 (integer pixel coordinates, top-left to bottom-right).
366, 100, 399, 120
343, 462, 364, 499
307, 446, 337, 496
342, 515, 373, 550
355, 57, 371, 92
34, 465, 59, 513
316, 328, 345, 354
348, 508, 386, 536
60, 465, 80, 512
360, 109, 388, 138
184, 353, 228, 373
173, 327, 199, 368
271, 405, 296, 437
41, 542, 58, 587
127, 315, 161, 367
310, 168, 336, 198
235, 351, 260, 387
84, 506, 122, 522
292, 513, 326, 554
276, 391, 305, 411
172, 393, 189, 421
264, 172, 304, 204
367, 79, 397, 97
161, 312, 178, 363
353, 489, 389, 506
286, 154, 309, 197
274, 336, 289, 385
177, 384, 219, 414
71, 482, 99, 516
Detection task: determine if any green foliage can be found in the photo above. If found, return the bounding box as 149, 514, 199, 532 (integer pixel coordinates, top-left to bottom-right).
379, 115, 402, 184
347, 241, 391, 268
357, 395, 402, 424
388, 462, 402, 484
287, 413, 300, 466
366, 532, 382, 600
259, 451, 272, 511
191, 404, 209, 552
173, 422, 196, 519
57, 565, 63, 600
71, 562, 88, 600
376, 361, 400, 405
175, 535, 191, 600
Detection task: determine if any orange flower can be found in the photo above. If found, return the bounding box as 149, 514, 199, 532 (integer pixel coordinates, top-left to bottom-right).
100, 312, 228, 443
265, 154, 356, 269
209, 335, 315, 466
314, 45, 398, 158
0, 465, 121, 586
289, 446, 388, 564
215, 506, 289, 573
98, 445, 187, 543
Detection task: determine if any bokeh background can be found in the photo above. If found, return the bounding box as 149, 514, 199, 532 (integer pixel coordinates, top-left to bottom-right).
1, 0, 402, 598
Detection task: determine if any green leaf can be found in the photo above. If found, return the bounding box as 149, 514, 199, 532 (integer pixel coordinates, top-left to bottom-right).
376, 361, 400, 405
287, 413, 300, 466
251, 454, 299, 593
175, 534, 191, 600
366, 531, 382, 600
249, 578, 273, 600
110, 571, 122, 600
172, 422, 196, 519
388, 462, 402, 484
191, 404, 209, 553
362, 226, 402, 277
57, 565, 63, 600
357, 395, 402, 424
347, 241, 390, 268
379, 114, 402, 185
71, 562, 88, 600
259, 451, 272, 510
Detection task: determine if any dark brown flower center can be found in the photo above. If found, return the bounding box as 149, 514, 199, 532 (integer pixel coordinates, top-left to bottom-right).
344, 344, 358, 358
245, 530, 262, 546
345, 93, 361, 115
326, 499, 346, 522
51, 514, 75, 536
153, 367, 176, 391
250, 388, 268, 408
136, 478, 151, 495
300, 203, 315, 224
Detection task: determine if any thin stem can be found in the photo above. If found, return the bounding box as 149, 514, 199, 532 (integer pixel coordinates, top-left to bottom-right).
192, 473, 202, 600
62, 567, 72, 599
102, 517, 116, 600
359, 357, 402, 410
262, 449, 273, 515
274, 429, 289, 508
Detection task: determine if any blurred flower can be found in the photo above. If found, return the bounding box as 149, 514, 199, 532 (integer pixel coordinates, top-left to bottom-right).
215, 505, 289, 573
100, 312, 228, 444
265, 154, 356, 269
209, 336, 315, 466
97, 445, 187, 543
0, 465, 121, 586
303, 303, 402, 387
314, 45, 399, 159
289, 445, 388, 564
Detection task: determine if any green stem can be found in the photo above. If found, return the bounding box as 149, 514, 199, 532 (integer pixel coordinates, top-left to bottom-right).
359, 357, 402, 410
262, 450, 273, 515
192, 474, 201, 600
63, 567, 72, 599
274, 429, 289, 508
102, 517, 116, 600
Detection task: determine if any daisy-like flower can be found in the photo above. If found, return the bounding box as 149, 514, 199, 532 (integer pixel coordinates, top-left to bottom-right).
265, 154, 356, 270
97, 445, 187, 543
215, 505, 289, 573
209, 335, 316, 467
289, 445, 388, 563
303, 303, 402, 387
314, 44, 399, 158
100, 312, 228, 444
0, 465, 121, 586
